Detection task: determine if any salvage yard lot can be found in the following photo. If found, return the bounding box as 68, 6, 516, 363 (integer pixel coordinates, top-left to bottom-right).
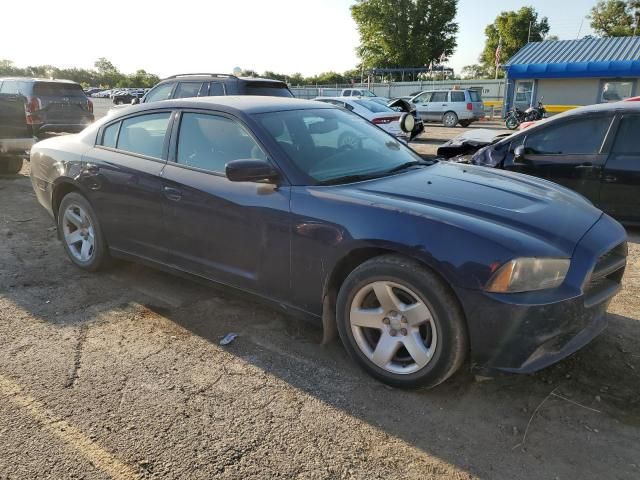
0, 123, 639, 479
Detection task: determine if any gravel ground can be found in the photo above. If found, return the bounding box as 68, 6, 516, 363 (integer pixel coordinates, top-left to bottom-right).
0, 122, 639, 479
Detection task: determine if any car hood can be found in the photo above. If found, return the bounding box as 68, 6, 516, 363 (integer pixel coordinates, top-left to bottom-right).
343, 162, 602, 255
437, 129, 511, 159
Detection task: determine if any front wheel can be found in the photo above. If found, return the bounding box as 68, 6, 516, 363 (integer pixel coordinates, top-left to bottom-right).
505, 115, 519, 130
336, 254, 468, 389
58, 192, 110, 271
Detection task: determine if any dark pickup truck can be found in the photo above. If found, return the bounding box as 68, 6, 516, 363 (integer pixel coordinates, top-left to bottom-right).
0, 93, 35, 174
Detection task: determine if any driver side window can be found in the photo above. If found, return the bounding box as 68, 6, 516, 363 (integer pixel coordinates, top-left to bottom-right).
176, 113, 266, 174
415, 92, 431, 103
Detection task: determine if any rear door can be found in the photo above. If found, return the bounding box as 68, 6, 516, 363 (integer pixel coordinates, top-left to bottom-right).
79, 110, 173, 261
32, 81, 92, 125
599, 113, 640, 223
427, 91, 449, 121
507, 113, 614, 202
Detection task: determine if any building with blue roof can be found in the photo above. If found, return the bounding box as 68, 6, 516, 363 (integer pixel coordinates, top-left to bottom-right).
503, 36, 640, 114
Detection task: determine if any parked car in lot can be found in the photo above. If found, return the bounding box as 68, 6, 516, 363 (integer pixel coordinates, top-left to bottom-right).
464, 102, 640, 225
410, 89, 484, 127
112, 90, 144, 105
0, 92, 36, 173
0, 78, 94, 136
29, 96, 627, 389
315, 96, 415, 142
340, 88, 378, 98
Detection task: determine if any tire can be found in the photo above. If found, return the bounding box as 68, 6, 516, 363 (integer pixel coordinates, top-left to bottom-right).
0, 156, 23, 174
459, 120, 471, 128
505, 116, 519, 130
442, 111, 458, 127
336, 254, 468, 389
57, 192, 110, 272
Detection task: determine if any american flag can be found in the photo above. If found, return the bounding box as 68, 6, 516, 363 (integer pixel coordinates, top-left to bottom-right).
495, 37, 502, 67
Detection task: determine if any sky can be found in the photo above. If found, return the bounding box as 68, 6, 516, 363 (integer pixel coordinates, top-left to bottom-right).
0, 0, 598, 78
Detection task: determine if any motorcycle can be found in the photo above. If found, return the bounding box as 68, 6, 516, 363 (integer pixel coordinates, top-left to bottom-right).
505, 98, 547, 130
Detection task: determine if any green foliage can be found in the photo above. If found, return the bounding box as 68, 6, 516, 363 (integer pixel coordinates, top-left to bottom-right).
0, 58, 160, 88
480, 7, 550, 78
351, 0, 458, 69
589, 0, 640, 37
461, 64, 491, 79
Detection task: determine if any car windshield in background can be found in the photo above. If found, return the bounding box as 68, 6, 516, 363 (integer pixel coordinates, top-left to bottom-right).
255, 108, 427, 185
245, 82, 293, 97
353, 99, 394, 113
469, 90, 481, 102
33, 82, 85, 97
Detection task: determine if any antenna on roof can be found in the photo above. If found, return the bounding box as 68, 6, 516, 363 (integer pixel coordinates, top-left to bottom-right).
576, 18, 584, 39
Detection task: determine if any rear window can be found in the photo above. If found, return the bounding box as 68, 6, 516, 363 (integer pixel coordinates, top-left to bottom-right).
469, 90, 481, 102
244, 82, 292, 97
450, 91, 465, 103
34, 82, 85, 97
353, 99, 394, 113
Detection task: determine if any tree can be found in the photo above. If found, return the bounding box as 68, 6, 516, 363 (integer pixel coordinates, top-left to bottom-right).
480, 7, 550, 78
93, 57, 124, 87
461, 64, 491, 79
589, 0, 640, 37
351, 0, 458, 70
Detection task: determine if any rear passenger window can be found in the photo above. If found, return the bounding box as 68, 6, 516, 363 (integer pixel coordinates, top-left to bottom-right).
174, 82, 203, 99
117, 112, 171, 159
176, 113, 266, 173
0, 81, 18, 94
208, 82, 225, 96
450, 91, 465, 102
101, 122, 120, 148
612, 115, 640, 154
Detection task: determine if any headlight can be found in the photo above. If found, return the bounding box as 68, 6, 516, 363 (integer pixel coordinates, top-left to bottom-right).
485, 258, 570, 293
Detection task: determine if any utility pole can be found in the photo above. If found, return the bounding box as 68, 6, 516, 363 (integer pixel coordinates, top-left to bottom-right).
528, 21, 532, 43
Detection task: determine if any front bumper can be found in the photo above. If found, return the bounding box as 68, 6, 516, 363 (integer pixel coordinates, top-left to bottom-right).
457, 214, 627, 373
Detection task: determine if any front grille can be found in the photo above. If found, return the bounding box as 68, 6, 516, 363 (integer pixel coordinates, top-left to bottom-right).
583, 242, 627, 307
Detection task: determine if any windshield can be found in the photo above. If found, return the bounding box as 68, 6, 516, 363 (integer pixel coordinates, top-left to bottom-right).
255, 108, 428, 185
359, 90, 376, 97
353, 99, 394, 113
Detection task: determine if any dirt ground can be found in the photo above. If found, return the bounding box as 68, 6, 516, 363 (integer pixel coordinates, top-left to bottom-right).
0, 121, 639, 480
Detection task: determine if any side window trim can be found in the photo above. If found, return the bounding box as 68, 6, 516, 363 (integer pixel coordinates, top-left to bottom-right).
168, 108, 275, 178
95, 110, 175, 163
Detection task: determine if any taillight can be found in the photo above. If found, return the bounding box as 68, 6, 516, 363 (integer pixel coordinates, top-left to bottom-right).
372, 116, 400, 125
24, 96, 42, 125
466, 102, 473, 111
87, 98, 93, 113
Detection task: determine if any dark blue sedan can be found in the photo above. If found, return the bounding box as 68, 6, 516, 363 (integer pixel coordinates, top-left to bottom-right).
29, 97, 628, 388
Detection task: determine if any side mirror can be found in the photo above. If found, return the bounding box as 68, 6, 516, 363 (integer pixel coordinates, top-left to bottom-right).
399, 112, 415, 133
225, 159, 279, 183
514, 145, 525, 160
131, 97, 140, 105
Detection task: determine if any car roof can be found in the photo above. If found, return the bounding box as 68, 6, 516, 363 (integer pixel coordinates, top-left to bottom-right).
111, 96, 333, 117
0, 77, 80, 84
157, 74, 286, 85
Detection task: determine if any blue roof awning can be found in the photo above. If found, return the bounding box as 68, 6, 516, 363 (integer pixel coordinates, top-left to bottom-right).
507, 60, 640, 79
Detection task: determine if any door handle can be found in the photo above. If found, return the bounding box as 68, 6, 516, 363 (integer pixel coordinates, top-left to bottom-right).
575, 163, 595, 170
603, 175, 617, 183
163, 186, 182, 201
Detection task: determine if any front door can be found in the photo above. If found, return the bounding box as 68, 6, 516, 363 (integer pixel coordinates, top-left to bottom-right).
599, 113, 640, 223
507, 113, 614, 203
80, 111, 173, 261
412, 92, 432, 119
160, 111, 291, 299
427, 91, 450, 122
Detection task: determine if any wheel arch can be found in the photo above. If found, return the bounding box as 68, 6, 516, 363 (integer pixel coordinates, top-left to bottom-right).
51, 179, 88, 221
320, 246, 468, 344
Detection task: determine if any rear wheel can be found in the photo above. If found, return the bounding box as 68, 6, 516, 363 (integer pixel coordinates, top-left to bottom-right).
336, 254, 468, 389
57, 192, 110, 271
505, 115, 519, 130
442, 111, 458, 127
0, 156, 23, 174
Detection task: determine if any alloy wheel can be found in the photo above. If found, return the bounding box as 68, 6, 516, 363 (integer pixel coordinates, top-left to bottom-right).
349, 281, 438, 375
62, 203, 95, 262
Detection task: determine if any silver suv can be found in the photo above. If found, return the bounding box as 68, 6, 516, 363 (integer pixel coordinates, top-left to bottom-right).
410, 89, 484, 127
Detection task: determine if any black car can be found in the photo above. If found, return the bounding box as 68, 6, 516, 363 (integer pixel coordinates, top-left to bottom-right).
29, 97, 626, 389
0, 78, 94, 136
0, 93, 36, 173
444, 102, 640, 225
133, 73, 293, 105
112, 90, 144, 105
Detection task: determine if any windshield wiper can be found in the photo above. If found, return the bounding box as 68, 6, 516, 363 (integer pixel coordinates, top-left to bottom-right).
384, 159, 434, 175
317, 173, 385, 186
